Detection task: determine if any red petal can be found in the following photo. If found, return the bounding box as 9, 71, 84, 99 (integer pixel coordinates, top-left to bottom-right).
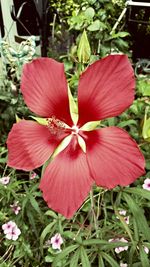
77, 55, 135, 126
21, 58, 73, 125
83, 127, 145, 188
7, 120, 66, 171
40, 137, 94, 218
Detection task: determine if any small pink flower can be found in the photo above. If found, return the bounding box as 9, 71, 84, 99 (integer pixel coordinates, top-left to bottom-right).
109, 237, 128, 254
0, 176, 10, 185
142, 178, 150, 191
120, 263, 128, 267
117, 210, 129, 224
144, 246, 149, 254
5, 226, 21, 241
119, 210, 127, 216
10, 201, 21, 215
2, 221, 16, 234
51, 233, 63, 250
124, 216, 129, 225
30, 172, 38, 180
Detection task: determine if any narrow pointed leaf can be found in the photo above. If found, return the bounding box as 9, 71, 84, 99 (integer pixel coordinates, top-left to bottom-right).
139, 246, 149, 267
40, 221, 56, 254
80, 247, 91, 267
52, 245, 79, 266
70, 248, 80, 267
123, 193, 150, 241
101, 252, 119, 267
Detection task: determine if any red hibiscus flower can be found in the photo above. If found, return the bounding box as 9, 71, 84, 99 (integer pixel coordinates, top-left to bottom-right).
7, 55, 145, 218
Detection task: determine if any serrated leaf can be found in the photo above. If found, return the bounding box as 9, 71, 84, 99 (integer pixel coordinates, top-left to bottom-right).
101, 252, 119, 267
52, 245, 79, 266
77, 30, 91, 63
80, 246, 91, 267
123, 193, 150, 242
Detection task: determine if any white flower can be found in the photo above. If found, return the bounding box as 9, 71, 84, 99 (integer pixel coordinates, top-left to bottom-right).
142, 178, 150, 191
109, 237, 128, 254
120, 263, 128, 267
0, 176, 10, 185
144, 246, 149, 254
5, 226, 21, 241
51, 233, 63, 250
119, 210, 127, 216
2, 221, 16, 234
2, 221, 21, 241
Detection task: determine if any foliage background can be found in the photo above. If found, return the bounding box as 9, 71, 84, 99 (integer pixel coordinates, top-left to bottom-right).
0, 0, 150, 266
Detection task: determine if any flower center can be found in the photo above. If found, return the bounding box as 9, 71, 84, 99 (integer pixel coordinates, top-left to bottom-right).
71, 125, 79, 135
47, 116, 66, 135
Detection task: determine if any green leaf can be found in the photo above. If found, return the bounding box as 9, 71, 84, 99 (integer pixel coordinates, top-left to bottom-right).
77, 30, 91, 63
82, 239, 109, 246
123, 193, 150, 241
142, 111, 150, 140
87, 20, 106, 31
52, 245, 79, 266
69, 248, 80, 267
146, 159, 150, 170
139, 245, 149, 267
98, 255, 105, 267
124, 187, 150, 202
40, 221, 56, 254
110, 31, 130, 39
45, 255, 54, 263
87, 20, 100, 31
80, 246, 91, 267
137, 78, 150, 96
45, 210, 58, 219
29, 195, 41, 214
101, 252, 119, 267
117, 119, 137, 128
114, 209, 134, 243
84, 7, 95, 19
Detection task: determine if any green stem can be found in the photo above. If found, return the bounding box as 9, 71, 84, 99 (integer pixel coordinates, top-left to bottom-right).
90, 189, 99, 238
